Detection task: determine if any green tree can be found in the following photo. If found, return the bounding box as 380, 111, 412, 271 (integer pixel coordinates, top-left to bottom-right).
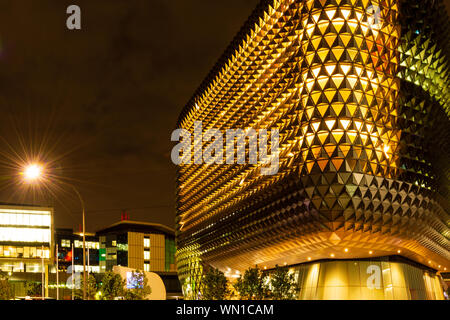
124, 270, 152, 300
99, 271, 126, 300
75, 274, 98, 300
233, 276, 246, 299
202, 268, 230, 300
0, 272, 13, 300
25, 282, 42, 297
270, 265, 299, 300
233, 266, 269, 300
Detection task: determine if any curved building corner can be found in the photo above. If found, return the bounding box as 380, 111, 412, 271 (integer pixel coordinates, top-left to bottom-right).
175, 0, 450, 300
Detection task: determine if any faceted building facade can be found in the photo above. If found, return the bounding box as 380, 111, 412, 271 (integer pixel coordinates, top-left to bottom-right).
175, 0, 450, 299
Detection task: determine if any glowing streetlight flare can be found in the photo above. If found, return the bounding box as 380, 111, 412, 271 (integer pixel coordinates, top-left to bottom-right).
19, 162, 88, 299
23, 164, 43, 181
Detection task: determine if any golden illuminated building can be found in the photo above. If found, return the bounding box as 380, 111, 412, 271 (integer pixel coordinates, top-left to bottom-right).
175, 0, 450, 299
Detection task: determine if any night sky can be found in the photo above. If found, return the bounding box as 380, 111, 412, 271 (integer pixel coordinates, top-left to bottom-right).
0, 0, 259, 231
0, 0, 448, 232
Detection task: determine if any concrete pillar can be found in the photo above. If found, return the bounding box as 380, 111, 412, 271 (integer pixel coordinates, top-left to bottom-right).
45, 264, 49, 298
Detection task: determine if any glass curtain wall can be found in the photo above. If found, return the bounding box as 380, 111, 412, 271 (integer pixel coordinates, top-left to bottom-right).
292, 259, 444, 300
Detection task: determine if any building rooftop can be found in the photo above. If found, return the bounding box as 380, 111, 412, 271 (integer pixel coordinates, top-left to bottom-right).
0, 202, 52, 209
96, 220, 175, 237
55, 228, 96, 236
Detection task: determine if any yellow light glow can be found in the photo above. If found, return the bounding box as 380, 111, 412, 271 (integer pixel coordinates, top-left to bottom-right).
383, 145, 390, 159
0, 209, 51, 215
23, 164, 43, 182
369, 251, 373, 255
344, 248, 349, 252
0, 227, 51, 243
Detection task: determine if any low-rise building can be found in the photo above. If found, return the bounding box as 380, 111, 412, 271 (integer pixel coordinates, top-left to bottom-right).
96, 220, 176, 273
96, 220, 180, 299
0, 203, 181, 299
0, 203, 53, 297
55, 228, 100, 274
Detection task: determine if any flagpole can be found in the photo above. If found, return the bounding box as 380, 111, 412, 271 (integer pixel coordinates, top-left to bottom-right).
87, 246, 90, 300
71, 243, 74, 300
41, 245, 45, 300
56, 244, 59, 300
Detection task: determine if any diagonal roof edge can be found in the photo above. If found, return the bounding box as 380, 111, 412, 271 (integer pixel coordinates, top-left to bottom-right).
176, 0, 274, 127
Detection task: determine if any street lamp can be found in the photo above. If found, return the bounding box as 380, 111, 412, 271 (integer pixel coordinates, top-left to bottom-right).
71, 185, 87, 301
23, 164, 43, 181
22, 163, 87, 300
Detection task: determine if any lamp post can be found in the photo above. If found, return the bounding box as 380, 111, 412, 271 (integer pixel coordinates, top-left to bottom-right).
72, 185, 87, 300
22, 163, 87, 300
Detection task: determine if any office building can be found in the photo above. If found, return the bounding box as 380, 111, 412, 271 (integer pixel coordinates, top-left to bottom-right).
96, 220, 177, 274
0, 203, 53, 297
55, 228, 100, 274
0, 204, 180, 299
96, 220, 180, 299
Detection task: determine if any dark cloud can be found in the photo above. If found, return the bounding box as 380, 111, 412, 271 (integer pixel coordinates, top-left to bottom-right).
0, 0, 259, 231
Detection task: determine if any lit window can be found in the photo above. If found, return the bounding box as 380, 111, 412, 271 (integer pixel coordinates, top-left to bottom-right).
0, 210, 51, 228
144, 263, 150, 272
144, 250, 150, 260
144, 238, 150, 248
0, 227, 50, 243
61, 239, 71, 248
